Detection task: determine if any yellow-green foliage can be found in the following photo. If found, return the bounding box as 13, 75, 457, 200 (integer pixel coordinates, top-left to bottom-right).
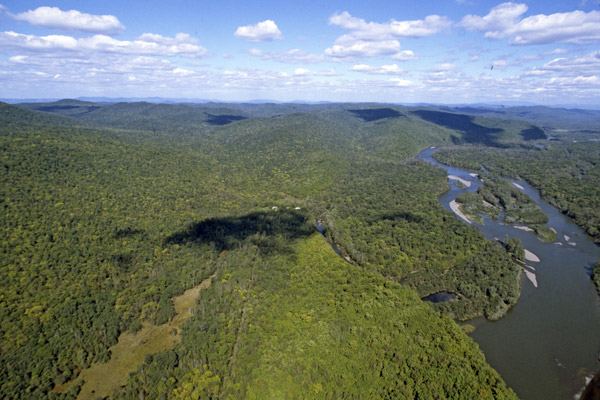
117, 234, 516, 399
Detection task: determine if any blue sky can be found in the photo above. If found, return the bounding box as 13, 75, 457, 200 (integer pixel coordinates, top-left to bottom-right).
0, 1, 599, 104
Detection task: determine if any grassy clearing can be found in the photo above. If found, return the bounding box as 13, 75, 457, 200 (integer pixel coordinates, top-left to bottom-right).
63, 274, 215, 399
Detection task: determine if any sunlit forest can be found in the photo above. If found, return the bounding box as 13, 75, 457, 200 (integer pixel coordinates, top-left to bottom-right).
1, 100, 599, 398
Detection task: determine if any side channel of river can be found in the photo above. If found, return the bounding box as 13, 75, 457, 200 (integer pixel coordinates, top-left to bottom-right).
417, 147, 600, 400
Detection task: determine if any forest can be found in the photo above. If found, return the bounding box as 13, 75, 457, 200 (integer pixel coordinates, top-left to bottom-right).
1, 99, 599, 398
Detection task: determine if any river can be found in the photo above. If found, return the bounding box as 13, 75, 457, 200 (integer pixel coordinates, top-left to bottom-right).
417, 147, 600, 400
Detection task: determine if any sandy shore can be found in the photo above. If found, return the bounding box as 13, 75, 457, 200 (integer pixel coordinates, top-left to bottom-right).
514, 225, 533, 232
513, 182, 525, 190
449, 200, 472, 224
524, 249, 540, 262
448, 175, 472, 187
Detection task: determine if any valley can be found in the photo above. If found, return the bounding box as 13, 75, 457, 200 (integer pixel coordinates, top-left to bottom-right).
1, 100, 599, 399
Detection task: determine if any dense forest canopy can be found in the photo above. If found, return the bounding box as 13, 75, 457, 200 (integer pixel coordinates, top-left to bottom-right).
1, 100, 599, 398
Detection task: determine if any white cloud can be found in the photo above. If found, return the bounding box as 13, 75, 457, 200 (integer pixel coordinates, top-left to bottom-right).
389, 78, 415, 87
351, 63, 405, 75
248, 48, 324, 64
329, 11, 451, 40
325, 39, 404, 59
539, 50, 600, 76
458, 2, 600, 45
523, 67, 550, 76
11, 6, 124, 35
8, 55, 27, 63
172, 67, 195, 76
0, 31, 207, 57
234, 20, 282, 42
294, 67, 310, 76
326, 11, 448, 60
293, 67, 336, 76
391, 50, 419, 61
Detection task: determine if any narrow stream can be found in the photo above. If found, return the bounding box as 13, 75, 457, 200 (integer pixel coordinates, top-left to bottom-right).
417, 147, 600, 400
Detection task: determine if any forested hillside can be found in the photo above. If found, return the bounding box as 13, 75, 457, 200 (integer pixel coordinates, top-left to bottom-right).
2, 99, 583, 398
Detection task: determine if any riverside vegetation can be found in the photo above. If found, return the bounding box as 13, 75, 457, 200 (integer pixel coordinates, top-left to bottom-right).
2, 100, 599, 398
454, 173, 556, 242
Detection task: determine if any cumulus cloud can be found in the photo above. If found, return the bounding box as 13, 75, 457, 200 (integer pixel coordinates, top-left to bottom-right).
0, 31, 207, 57
458, 2, 600, 45
326, 11, 447, 60
351, 63, 405, 75
248, 48, 324, 63
329, 11, 451, 40
392, 50, 419, 61
234, 20, 282, 42
10, 6, 125, 35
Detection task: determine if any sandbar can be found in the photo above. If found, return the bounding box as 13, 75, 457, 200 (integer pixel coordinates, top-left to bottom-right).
513, 182, 525, 190
469, 173, 478, 178
448, 175, 472, 188
524, 249, 540, 262
564, 234, 570, 241
514, 225, 533, 232
449, 200, 472, 224
523, 268, 538, 288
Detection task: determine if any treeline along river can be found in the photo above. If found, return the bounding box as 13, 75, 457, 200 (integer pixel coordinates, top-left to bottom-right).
417, 147, 600, 400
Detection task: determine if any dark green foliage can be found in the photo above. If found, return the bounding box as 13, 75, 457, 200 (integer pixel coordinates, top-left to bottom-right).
315, 159, 521, 321
504, 235, 526, 262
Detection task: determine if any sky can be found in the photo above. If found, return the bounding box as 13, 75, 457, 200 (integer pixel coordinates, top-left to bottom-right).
0, 0, 599, 105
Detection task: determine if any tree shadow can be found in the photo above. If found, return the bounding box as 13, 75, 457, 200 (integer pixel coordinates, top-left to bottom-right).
205, 114, 247, 125
520, 126, 547, 141
378, 212, 424, 224
115, 227, 145, 238
165, 210, 315, 254
411, 110, 505, 147
348, 108, 403, 122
